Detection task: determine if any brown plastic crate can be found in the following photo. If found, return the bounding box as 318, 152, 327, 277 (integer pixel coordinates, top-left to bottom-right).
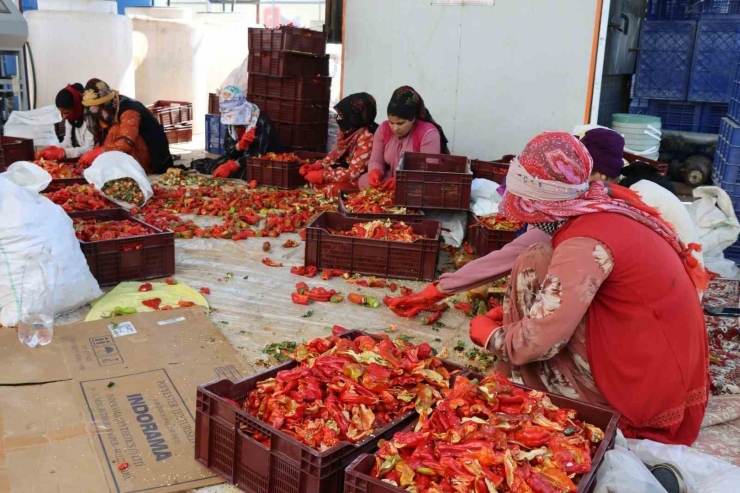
248, 52, 330, 78
395, 152, 472, 211
305, 212, 441, 281
338, 189, 425, 223
147, 100, 193, 127
344, 372, 620, 493
1, 135, 34, 167
209, 93, 220, 115
74, 209, 175, 287
471, 154, 515, 183
251, 95, 329, 124
248, 26, 327, 56
467, 212, 521, 258
195, 329, 468, 493
275, 122, 328, 148
624, 151, 668, 176
164, 124, 193, 144
248, 74, 332, 101
247, 150, 326, 189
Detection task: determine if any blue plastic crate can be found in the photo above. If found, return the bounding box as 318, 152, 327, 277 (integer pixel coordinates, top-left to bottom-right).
646, 100, 728, 132
206, 113, 225, 155
725, 241, 740, 263
635, 21, 696, 100
713, 117, 740, 193
648, 0, 740, 19
688, 20, 740, 102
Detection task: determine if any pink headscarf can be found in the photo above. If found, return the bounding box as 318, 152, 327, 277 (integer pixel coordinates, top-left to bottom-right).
503, 131, 708, 294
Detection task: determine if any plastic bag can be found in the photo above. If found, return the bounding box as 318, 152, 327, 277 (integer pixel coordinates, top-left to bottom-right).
83, 151, 154, 210
595, 449, 668, 493
4, 105, 62, 148
0, 175, 102, 327
471, 178, 503, 217
422, 210, 467, 248
220, 55, 249, 95
688, 186, 740, 278
4, 161, 52, 192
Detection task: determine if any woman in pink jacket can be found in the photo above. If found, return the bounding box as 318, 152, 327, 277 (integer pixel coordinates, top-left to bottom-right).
358, 86, 449, 189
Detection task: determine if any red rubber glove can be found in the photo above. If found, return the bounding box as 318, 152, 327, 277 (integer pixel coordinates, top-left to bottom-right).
213, 160, 240, 178
36, 146, 66, 161
368, 169, 383, 188
236, 127, 257, 151
79, 147, 104, 167
300, 162, 324, 177
469, 306, 504, 348
381, 177, 396, 191
385, 283, 447, 312
305, 170, 325, 185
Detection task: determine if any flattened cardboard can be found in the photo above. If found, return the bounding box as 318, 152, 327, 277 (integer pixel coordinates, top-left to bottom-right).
0, 308, 247, 493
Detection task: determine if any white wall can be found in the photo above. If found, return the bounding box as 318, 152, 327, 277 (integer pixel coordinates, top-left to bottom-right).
343, 0, 600, 159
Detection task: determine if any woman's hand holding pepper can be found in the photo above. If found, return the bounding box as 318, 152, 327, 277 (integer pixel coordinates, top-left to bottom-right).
305, 170, 325, 185
469, 306, 504, 348
235, 127, 257, 151
36, 146, 66, 161
300, 162, 324, 177
368, 169, 383, 188
213, 160, 240, 178
79, 147, 104, 167
383, 283, 447, 317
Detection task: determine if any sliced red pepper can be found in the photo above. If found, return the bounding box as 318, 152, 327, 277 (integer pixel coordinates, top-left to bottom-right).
199, 287, 211, 295
165, 279, 177, 286
291, 293, 309, 305
138, 282, 153, 292
463, 242, 474, 255
421, 312, 442, 325
331, 325, 348, 336
142, 298, 161, 310
178, 300, 196, 308
261, 257, 283, 267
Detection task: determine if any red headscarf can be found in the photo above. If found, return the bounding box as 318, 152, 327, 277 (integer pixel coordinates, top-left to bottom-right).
61, 84, 84, 122
503, 131, 708, 295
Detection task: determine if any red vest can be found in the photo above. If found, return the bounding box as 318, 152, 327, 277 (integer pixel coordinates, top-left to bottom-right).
553, 212, 708, 445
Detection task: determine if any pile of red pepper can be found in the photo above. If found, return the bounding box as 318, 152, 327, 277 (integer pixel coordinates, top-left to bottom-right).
370, 372, 605, 492
342, 189, 417, 215
329, 220, 424, 243
33, 159, 83, 179
473, 214, 524, 232
291, 282, 342, 304
102, 178, 145, 206
73, 217, 154, 242
257, 152, 315, 163
43, 184, 116, 212
242, 334, 460, 451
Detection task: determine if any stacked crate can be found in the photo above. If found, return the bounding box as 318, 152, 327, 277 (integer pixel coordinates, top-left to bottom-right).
246, 27, 331, 151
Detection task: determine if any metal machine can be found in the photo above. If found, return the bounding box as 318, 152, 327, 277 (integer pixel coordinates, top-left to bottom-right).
0, 0, 28, 128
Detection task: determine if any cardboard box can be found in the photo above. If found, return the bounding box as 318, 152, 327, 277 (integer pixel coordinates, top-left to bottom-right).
0, 308, 247, 493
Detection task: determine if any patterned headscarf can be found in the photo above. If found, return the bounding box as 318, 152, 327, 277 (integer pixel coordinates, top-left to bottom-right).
387, 86, 449, 154
503, 131, 708, 294
219, 85, 259, 130
82, 79, 119, 142
334, 92, 378, 135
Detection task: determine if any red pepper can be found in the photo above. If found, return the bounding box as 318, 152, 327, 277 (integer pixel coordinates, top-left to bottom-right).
291, 293, 309, 305
368, 279, 387, 288
282, 239, 299, 248
331, 325, 348, 336
400, 287, 413, 296
178, 300, 196, 308
118, 462, 129, 471
515, 425, 553, 448
347, 293, 366, 305
290, 265, 318, 278
138, 282, 153, 292
389, 282, 398, 293
199, 287, 211, 295
165, 279, 177, 285
248, 179, 258, 189
261, 257, 283, 267
463, 242, 474, 255
295, 282, 308, 294
142, 298, 161, 310
306, 287, 336, 302
421, 312, 442, 325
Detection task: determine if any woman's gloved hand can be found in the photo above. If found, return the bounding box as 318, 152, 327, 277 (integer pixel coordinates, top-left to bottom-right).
235, 127, 257, 151
79, 147, 104, 167
469, 306, 504, 348
368, 169, 383, 188
36, 146, 66, 161
383, 283, 448, 317
213, 160, 240, 178
300, 162, 324, 177
305, 170, 325, 185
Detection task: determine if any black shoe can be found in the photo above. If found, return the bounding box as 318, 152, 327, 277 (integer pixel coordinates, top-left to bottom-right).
649, 463, 686, 493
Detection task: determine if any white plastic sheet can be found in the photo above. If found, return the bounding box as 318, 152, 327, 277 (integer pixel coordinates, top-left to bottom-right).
470, 178, 502, 217
3, 105, 61, 148
3, 161, 51, 192
83, 151, 154, 209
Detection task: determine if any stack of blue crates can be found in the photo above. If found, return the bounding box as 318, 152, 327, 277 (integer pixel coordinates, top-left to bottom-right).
205, 114, 226, 155
635, 1, 740, 133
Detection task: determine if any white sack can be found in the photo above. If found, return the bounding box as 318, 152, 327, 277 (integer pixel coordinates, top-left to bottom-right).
471, 178, 502, 217
688, 186, 740, 278
422, 210, 467, 248
84, 151, 153, 210
4, 105, 61, 148
220, 55, 249, 95
4, 161, 52, 192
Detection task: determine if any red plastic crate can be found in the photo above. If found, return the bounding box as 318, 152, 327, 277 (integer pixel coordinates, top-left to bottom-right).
251, 95, 329, 124
74, 209, 175, 287
248, 52, 330, 78
467, 212, 521, 258
338, 189, 425, 223
147, 100, 193, 127
0, 135, 34, 168
43, 177, 88, 192
164, 124, 193, 144
248, 26, 327, 56
395, 152, 472, 211
623, 151, 668, 176
304, 212, 441, 281
247, 150, 326, 189
274, 122, 329, 148
195, 330, 468, 493
470, 154, 515, 183
248, 74, 332, 101
344, 372, 620, 493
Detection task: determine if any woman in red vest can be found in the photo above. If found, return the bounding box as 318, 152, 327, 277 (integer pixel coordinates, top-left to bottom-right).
468, 132, 709, 446
358, 86, 449, 189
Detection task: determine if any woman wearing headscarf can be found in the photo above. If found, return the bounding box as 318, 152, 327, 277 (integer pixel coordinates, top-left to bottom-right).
466, 131, 709, 446
359, 86, 449, 189
301, 92, 377, 196
79, 79, 173, 173
195, 85, 283, 179
36, 83, 95, 161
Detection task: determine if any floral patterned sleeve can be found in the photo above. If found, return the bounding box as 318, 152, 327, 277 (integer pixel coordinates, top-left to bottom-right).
104, 109, 140, 154
487, 237, 613, 366
323, 129, 374, 184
